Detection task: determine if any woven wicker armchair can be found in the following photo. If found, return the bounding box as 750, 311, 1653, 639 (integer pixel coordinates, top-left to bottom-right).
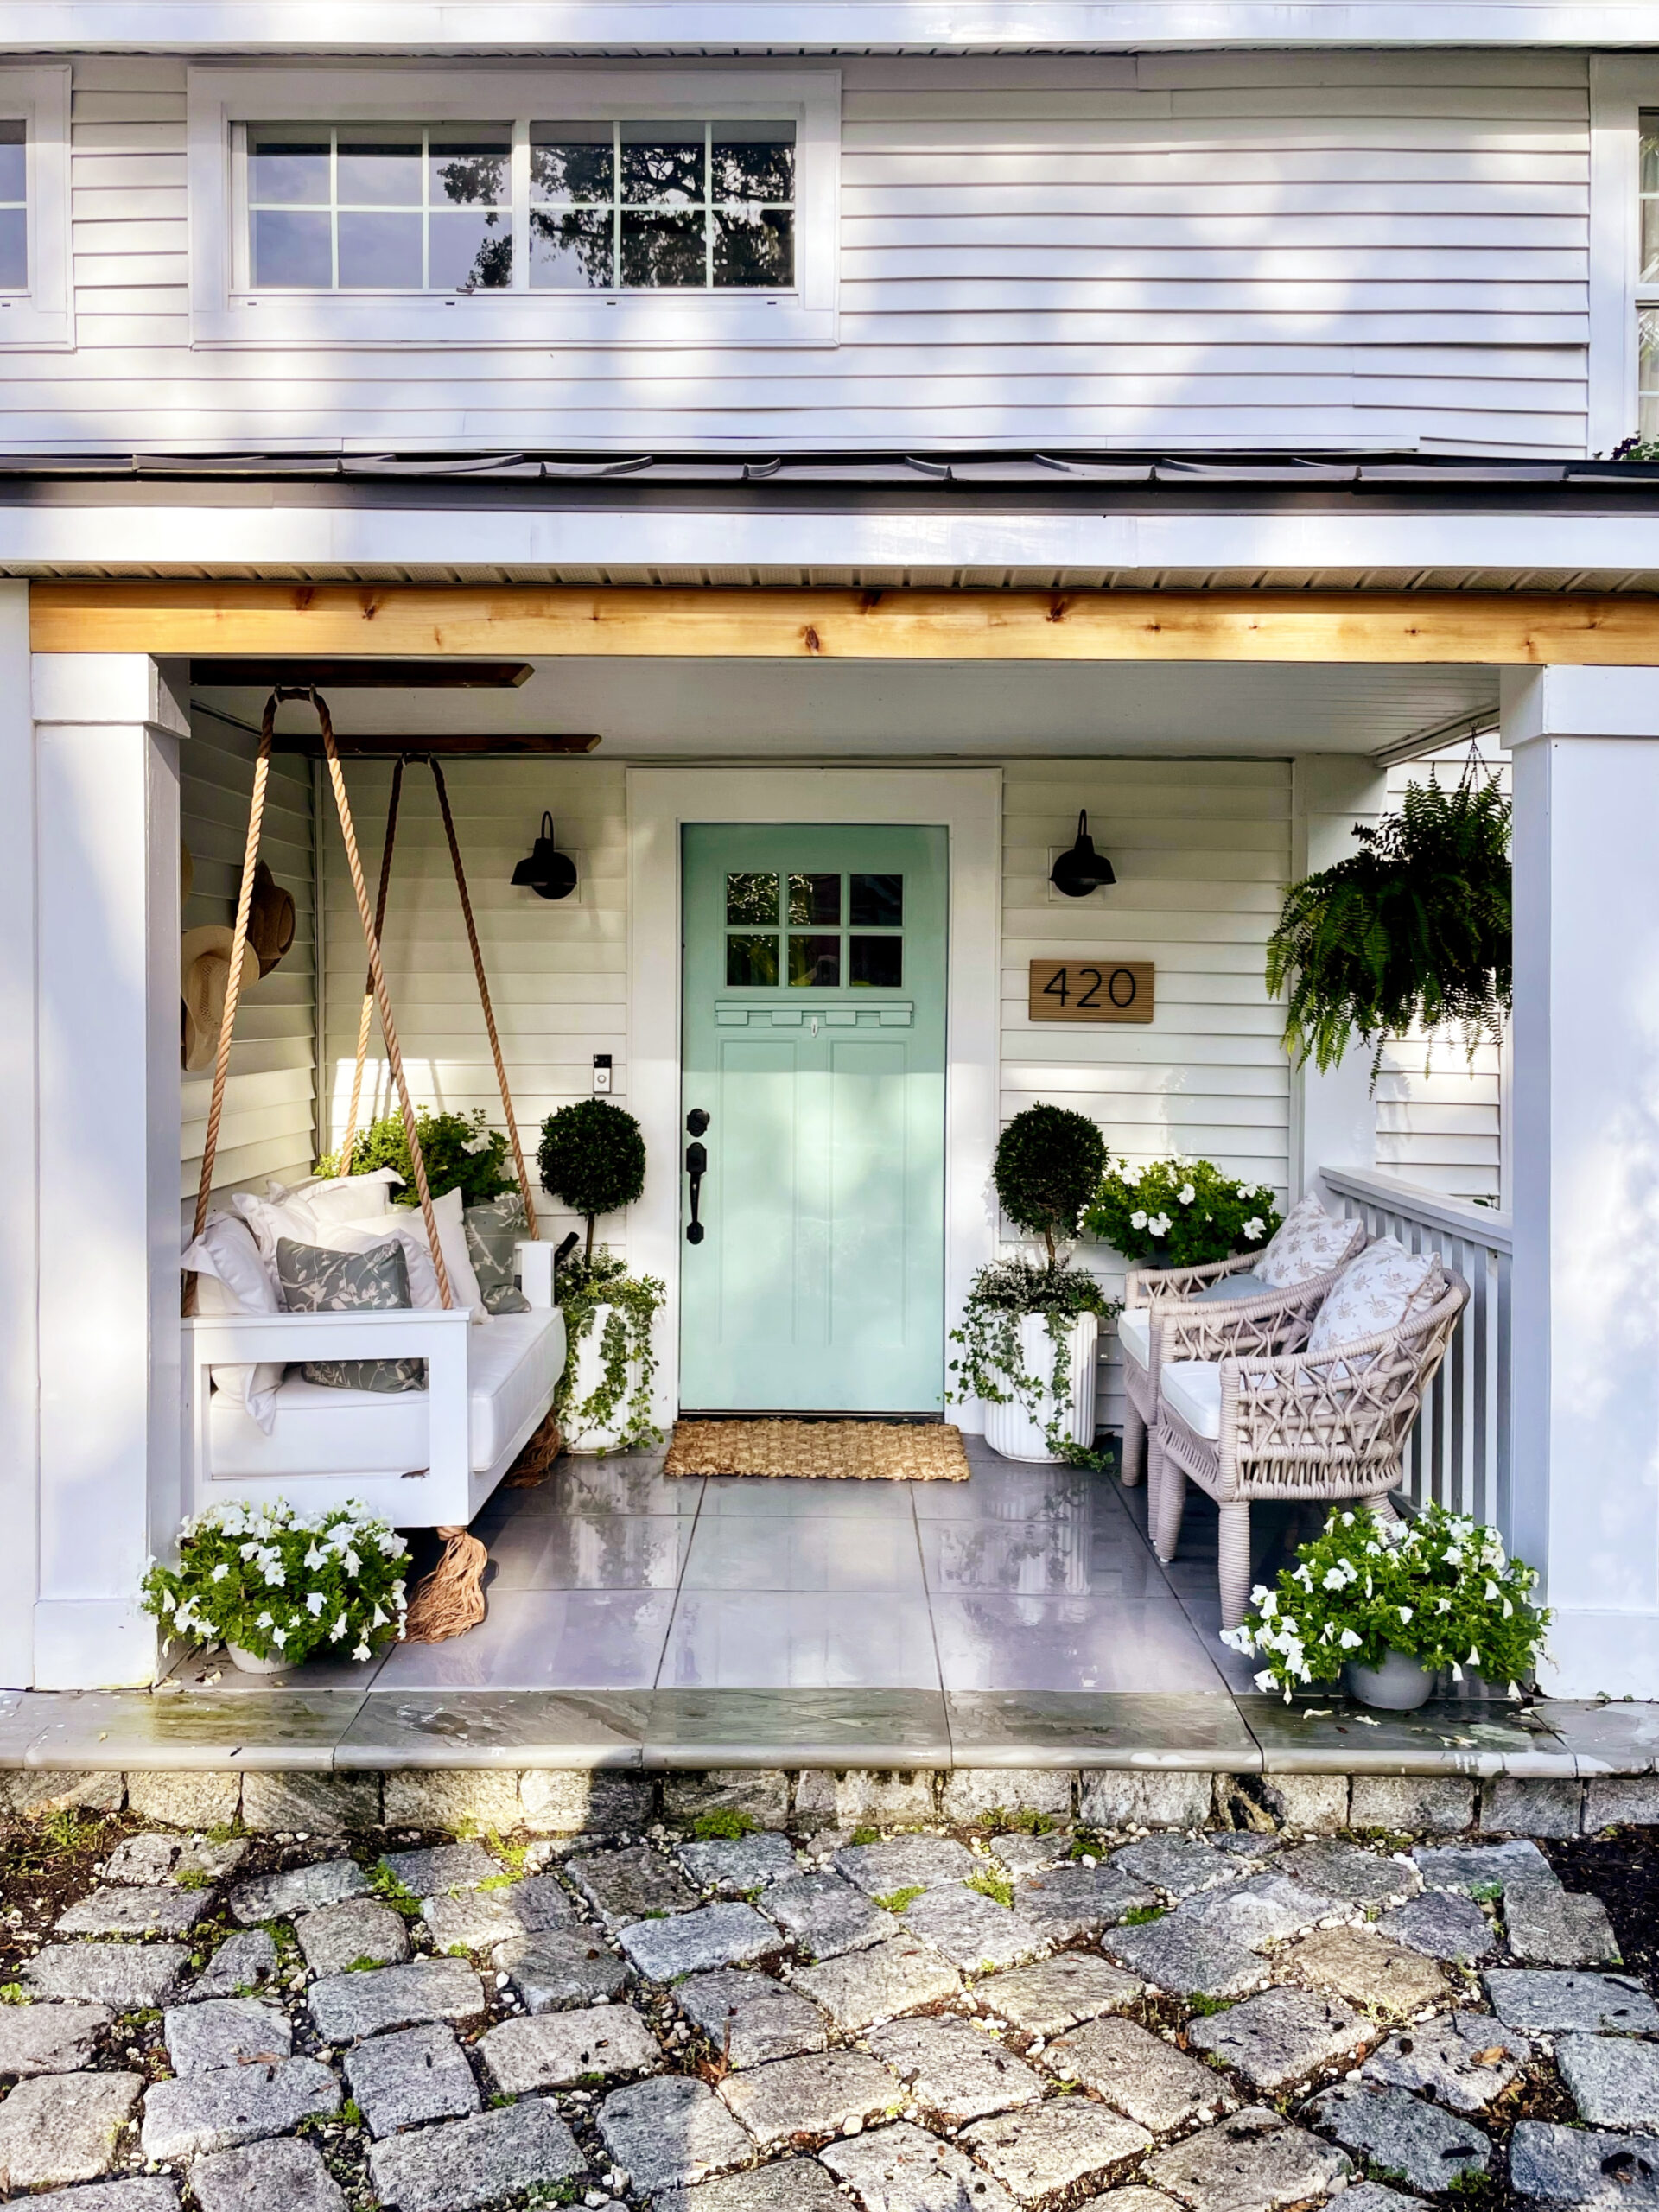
1118, 1221, 1366, 1491
1150, 1265, 1471, 1630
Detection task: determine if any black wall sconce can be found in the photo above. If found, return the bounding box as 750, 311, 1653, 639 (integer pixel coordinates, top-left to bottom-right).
511, 811, 578, 901
1050, 810, 1116, 898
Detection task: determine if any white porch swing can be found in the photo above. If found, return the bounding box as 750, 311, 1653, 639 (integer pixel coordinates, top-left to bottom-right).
181, 689, 566, 1601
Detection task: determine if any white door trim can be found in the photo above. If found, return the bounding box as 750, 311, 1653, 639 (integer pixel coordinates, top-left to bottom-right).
626, 766, 1002, 1433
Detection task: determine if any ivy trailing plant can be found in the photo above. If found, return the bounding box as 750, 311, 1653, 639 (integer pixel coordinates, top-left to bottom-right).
316, 1107, 513, 1211
555, 1249, 666, 1454
538, 1099, 648, 1262
949, 1256, 1119, 1469
992, 1103, 1107, 1263
1086, 1156, 1282, 1270
1222, 1502, 1549, 1701
140, 1500, 408, 1666
1264, 773, 1512, 1089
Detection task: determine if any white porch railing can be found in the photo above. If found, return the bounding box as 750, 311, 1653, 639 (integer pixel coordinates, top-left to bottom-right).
1319, 1166, 1512, 1540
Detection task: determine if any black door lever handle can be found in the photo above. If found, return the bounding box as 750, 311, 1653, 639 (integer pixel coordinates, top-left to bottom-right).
685, 1138, 708, 1243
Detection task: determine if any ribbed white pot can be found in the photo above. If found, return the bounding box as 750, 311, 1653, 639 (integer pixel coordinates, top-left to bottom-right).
982, 1311, 1100, 1464
226, 1643, 287, 1675
564, 1303, 645, 1455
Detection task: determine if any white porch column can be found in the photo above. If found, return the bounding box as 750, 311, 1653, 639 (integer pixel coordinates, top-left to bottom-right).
31, 651, 187, 1689
0, 585, 36, 1687
1503, 664, 1659, 1699
1289, 756, 1386, 1202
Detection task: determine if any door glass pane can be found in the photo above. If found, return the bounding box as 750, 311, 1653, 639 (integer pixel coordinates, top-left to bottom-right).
850, 936, 902, 988
726, 871, 778, 925
429, 129, 510, 207
849, 873, 903, 927
1645, 114, 1659, 280
789, 873, 840, 925
727, 934, 779, 987
789, 934, 840, 987
0, 206, 24, 289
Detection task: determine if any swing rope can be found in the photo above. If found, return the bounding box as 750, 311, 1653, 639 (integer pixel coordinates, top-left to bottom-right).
337, 754, 405, 1179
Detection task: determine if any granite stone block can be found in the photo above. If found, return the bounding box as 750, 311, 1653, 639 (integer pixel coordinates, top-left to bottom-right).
570, 1844, 701, 1929
1103, 1914, 1271, 2000
962, 2102, 1154, 2204
492, 1927, 629, 2014
1186, 1987, 1372, 2094
824, 2120, 1021, 2212
366, 2095, 585, 2212
1510, 2122, 1659, 2206
599, 2073, 753, 2195
662, 1770, 790, 1831
975, 1954, 1143, 2037
1361, 2016, 1530, 2114
1046, 2015, 1229, 2132
296, 1897, 410, 1976
520, 1768, 656, 1835
619, 1900, 782, 1980
0, 1997, 111, 2075
1484, 1970, 1659, 2035
1141, 2107, 1352, 2212
24, 1942, 190, 2008
307, 1958, 486, 2042
0, 2070, 142, 2188
1306, 2082, 1489, 2196
1348, 1777, 1475, 1835
1480, 1777, 1584, 1839
1078, 1770, 1214, 1830
717, 2048, 904, 2149
345, 2022, 481, 2138
791, 1933, 960, 2031
139, 2057, 340, 2161
188, 2138, 346, 2212
239, 1772, 381, 1834
162, 1998, 291, 2076
676, 1832, 798, 1895
1558, 2036, 1659, 2130
867, 2014, 1045, 2122
677, 1968, 829, 2070
1013, 1861, 1156, 1942
229, 1859, 368, 1925
895, 1882, 1048, 1972
478, 2002, 661, 2093
834, 1835, 976, 1897
1277, 1928, 1449, 2018
763, 1871, 894, 1960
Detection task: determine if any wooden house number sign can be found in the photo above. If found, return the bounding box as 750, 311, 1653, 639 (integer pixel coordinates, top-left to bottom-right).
1028, 958, 1154, 1023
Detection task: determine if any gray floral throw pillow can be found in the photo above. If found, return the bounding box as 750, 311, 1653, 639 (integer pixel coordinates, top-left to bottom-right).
464, 1192, 531, 1315
275, 1236, 426, 1393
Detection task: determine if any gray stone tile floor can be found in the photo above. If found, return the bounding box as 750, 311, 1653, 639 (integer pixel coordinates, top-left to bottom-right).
3, 1799, 1643, 2209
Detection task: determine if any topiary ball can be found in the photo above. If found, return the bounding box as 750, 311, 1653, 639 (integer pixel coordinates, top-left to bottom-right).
538, 1097, 647, 1227
994, 1103, 1105, 1247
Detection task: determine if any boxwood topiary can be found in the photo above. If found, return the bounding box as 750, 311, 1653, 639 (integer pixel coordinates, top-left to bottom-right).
993, 1103, 1106, 1264
538, 1097, 647, 1260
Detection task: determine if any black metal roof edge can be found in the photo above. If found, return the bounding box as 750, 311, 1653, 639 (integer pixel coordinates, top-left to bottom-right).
1, 447, 1657, 489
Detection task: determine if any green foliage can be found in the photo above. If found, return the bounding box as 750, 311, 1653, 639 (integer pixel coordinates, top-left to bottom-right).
692, 1808, 755, 1840
993, 1103, 1107, 1264
554, 1249, 665, 1455
1122, 1904, 1166, 1925
40, 1808, 104, 1853
174, 1869, 213, 1892
988, 1808, 1054, 1836
140, 1499, 408, 1667
317, 1105, 514, 1210
1085, 1157, 1283, 1270
0, 1984, 29, 2005
852, 1826, 881, 1847
1185, 1993, 1233, 2018
966, 1869, 1014, 1909
949, 1257, 1118, 1469
1224, 1502, 1550, 1699
1264, 775, 1512, 1085
368, 1866, 422, 1920
338, 2100, 364, 2129
874, 1886, 925, 1914
538, 1098, 647, 1260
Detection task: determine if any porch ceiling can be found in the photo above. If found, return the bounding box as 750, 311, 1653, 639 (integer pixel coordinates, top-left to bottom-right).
195, 655, 1497, 759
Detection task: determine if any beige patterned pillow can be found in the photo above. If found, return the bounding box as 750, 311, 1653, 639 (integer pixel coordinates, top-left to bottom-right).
1306, 1236, 1439, 1356
1257, 1196, 1358, 1289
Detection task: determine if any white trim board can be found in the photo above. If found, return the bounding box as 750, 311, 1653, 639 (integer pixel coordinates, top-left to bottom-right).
1589, 56, 1652, 457
626, 766, 1002, 1433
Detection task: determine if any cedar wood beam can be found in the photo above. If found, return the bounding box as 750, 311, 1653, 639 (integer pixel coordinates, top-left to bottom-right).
29, 581, 1659, 664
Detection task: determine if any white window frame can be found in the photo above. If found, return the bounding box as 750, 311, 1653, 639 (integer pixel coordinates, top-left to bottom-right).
188, 66, 839, 349
0, 67, 71, 352
1589, 56, 1658, 454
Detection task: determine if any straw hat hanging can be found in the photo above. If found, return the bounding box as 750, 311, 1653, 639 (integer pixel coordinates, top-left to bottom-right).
181, 925, 260, 1073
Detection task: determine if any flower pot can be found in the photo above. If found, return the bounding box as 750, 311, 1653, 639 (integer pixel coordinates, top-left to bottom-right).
1343, 1645, 1436, 1711
226, 1643, 287, 1675
982, 1311, 1100, 1465
563, 1301, 645, 1455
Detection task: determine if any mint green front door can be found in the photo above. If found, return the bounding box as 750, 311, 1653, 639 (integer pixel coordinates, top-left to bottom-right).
679, 824, 948, 1413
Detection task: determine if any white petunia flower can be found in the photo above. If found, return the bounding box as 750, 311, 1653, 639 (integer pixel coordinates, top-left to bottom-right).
1178, 1183, 1196, 1206
304, 1546, 326, 1571
1147, 1214, 1172, 1237
343, 1550, 362, 1576
1398, 1605, 1414, 1624
1130, 1211, 1147, 1231
353, 1642, 371, 1662
1242, 1217, 1265, 1241
212, 1563, 230, 1582
306, 1591, 326, 1617
1255, 1669, 1276, 1692
271, 1626, 287, 1648
1338, 1629, 1363, 1649
1322, 1567, 1348, 1592
256, 1610, 273, 1628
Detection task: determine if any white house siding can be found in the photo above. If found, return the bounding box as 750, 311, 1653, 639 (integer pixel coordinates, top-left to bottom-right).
318, 757, 626, 1258
179, 708, 316, 1216
1372, 748, 1510, 1203
1003, 759, 1292, 1433
16, 48, 1588, 454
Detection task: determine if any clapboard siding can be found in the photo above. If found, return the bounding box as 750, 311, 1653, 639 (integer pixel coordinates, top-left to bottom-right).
179, 710, 316, 1218
1371, 749, 1510, 1203
318, 759, 626, 1259
0, 48, 1582, 452
1000, 759, 1293, 1429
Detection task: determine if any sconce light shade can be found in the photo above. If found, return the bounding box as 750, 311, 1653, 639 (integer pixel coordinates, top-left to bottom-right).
511, 811, 578, 901
1049, 810, 1116, 899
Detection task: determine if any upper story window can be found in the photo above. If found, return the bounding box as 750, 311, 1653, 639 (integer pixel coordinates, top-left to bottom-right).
1639, 112, 1659, 439
191, 67, 836, 348
0, 70, 69, 349
0, 122, 26, 290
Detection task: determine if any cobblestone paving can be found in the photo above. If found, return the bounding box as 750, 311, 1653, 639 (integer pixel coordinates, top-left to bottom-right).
0, 1795, 1649, 2210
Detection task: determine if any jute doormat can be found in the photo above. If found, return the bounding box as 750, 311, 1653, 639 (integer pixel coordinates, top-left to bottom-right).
664, 1418, 970, 1482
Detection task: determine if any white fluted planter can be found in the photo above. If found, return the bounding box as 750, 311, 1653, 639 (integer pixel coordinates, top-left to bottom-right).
563, 1303, 645, 1454
982, 1312, 1100, 1464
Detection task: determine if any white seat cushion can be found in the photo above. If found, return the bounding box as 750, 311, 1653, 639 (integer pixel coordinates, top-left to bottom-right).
207, 1308, 565, 1478
1161, 1359, 1221, 1440
1117, 1310, 1151, 1370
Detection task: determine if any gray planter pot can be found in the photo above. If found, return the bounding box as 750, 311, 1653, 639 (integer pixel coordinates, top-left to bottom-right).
1342, 1646, 1436, 1711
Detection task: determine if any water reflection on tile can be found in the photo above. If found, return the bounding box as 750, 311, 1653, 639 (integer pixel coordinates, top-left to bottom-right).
912, 1463, 1096, 1523
646, 1688, 951, 1766
947, 1691, 1260, 1768
26, 1690, 367, 1769
1240, 1693, 1576, 1776
931, 1595, 1230, 1695
681, 1516, 924, 1594
698, 1477, 917, 1519
480, 1457, 696, 1520
375, 1591, 675, 1692
659, 1592, 939, 1689
485, 1514, 692, 1592
918, 1519, 1162, 1599
338, 1690, 649, 1768
1540, 1699, 1659, 1776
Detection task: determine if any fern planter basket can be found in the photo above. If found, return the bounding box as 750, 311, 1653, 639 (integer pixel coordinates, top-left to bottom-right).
982, 1310, 1101, 1464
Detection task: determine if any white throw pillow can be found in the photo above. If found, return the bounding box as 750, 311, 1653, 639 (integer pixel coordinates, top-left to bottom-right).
233, 1185, 484, 1318
268, 1166, 402, 1223
181, 1213, 284, 1433
1257, 1195, 1359, 1289
1306, 1236, 1440, 1357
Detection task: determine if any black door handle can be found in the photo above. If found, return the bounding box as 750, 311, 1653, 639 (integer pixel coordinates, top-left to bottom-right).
685, 1116, 709, 1243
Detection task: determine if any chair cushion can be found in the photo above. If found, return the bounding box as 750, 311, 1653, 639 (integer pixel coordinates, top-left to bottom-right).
1257, 1196, 1357, 1288
1117, 1310, 1151, 1370
1161, 1360, 1222, 1440
206, 1307, 567, 1479
1192, 1270, 1272, 1304
1305, 1236, 1439, 1356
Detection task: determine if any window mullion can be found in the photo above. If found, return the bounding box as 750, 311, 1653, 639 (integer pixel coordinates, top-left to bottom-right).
512, 117, 529, 289
329, 124, 339, 291
421, 125, 429, 292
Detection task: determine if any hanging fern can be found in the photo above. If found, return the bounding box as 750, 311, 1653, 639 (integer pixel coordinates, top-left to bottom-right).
1264, 774, 1512, 1087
